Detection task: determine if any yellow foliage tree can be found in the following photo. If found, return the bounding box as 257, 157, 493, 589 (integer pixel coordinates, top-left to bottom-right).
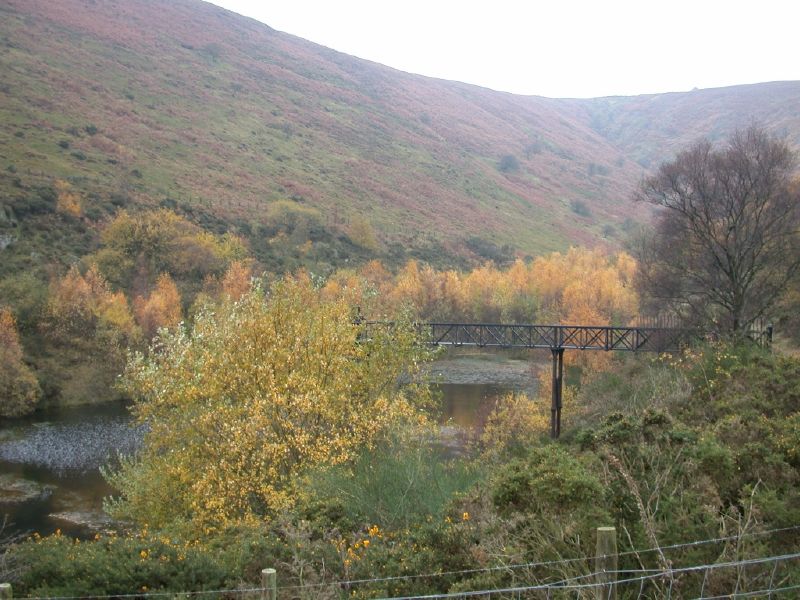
54, 179, 82, 217
350, 250, 637, 330
481, 376, 581, 460
0, 307, 41, 417
46, 265, 94, 333
529, 247, 638, 371
46, 265, 139, 345
107, 275, 433, 530
480, 392, 547, 459
348, 216, 380, 252
531, 247, 638, 326
95, 209, 247, 289
96, 291, 140, 348
390, 260, 424, 311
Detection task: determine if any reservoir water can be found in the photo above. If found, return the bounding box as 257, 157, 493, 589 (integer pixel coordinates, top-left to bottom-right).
0, 353, 538, 539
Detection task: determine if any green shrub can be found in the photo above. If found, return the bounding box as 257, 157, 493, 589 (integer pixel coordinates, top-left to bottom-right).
464, 236, 514, 265
303, 436, 483, 531
10, 530, 255, 597
497, 154, 520, 173
570, 199, 591, 217
10, 187, 57, 217
491, 445, 604, 515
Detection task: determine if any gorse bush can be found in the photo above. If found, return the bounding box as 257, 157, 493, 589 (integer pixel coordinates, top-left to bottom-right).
12, 530, 250, 597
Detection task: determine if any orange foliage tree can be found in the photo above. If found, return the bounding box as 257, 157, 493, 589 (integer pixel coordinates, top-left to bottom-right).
45, 265, 139, 347
348, 248, 637, 329
332, 248, 638, 376
221, 260, 254, 302
133, 273, 183, 339
530, 248, 638, 370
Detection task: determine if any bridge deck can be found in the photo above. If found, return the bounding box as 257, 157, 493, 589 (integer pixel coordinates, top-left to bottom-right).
420, 322, 698, 352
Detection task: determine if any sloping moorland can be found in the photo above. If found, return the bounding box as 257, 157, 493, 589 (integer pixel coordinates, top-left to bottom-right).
1, 0, 799, 273
1, 2, 800, 595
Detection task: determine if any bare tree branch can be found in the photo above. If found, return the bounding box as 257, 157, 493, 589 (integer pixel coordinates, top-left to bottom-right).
633, 126, 800, 333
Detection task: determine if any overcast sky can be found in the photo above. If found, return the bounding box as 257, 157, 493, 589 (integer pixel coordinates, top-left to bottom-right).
206, 0, 799, 99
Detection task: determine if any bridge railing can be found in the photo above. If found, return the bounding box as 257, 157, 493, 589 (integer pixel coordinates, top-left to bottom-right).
359, 319, 771, 438
422, 322, 702, 353
361, 321, 771, 352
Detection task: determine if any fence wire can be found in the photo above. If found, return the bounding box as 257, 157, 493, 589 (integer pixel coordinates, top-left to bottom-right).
370, 551, 800, 600
13, 525, 800, 600
272, 524, 800, 594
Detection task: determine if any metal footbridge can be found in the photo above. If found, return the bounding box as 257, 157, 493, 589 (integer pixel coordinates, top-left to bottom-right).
362, 321, 772, 439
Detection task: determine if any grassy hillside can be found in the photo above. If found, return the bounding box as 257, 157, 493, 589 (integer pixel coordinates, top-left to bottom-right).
1, 0, 799, 273
0, 0, 649, 272
570, 81, 800, 168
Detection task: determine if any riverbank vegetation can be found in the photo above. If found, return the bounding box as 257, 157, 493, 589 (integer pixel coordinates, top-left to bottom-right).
4, 338, 799, 597
0, 308, 41, 418
1, 236, 637, 416
3, 258, 799, 596
3, 219, 799, 597
105, 275, 435, 530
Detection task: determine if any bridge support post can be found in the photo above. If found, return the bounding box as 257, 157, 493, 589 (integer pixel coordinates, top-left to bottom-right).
550, 348, 564, 439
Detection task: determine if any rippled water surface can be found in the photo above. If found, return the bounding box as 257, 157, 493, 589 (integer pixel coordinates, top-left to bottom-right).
0, 402, 143, 538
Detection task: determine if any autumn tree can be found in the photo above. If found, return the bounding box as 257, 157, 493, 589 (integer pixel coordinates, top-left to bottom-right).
93, 209, 247, 291
54, 179, 82, 217
0, 307, 41, 417
220, 259, 254, 301
106, 275, 433, 530
634, 126, 800, 333
530, 248, 638, 326
45, 265, 139, 346
348, 216, 380, 252
356, 251, 637, 330
41, 265, 140, 403
133, 273, 182, 339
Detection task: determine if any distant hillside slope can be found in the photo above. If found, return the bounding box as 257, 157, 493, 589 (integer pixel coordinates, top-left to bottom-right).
569, 81, 800, 169
1, 0, 799, 269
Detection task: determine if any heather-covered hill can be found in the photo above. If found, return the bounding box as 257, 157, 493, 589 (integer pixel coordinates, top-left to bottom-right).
1, 0, 799, 272
0, 0, 645, 270
571, 81, 800, 168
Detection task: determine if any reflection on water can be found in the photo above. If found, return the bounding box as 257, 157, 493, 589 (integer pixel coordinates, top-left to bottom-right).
435, 383, 510, 430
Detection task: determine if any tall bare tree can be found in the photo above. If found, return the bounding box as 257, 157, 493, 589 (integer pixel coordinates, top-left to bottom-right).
633, 126, 800, 333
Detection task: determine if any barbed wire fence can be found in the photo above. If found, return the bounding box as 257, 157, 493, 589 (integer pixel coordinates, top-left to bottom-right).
3, 525, 799, 600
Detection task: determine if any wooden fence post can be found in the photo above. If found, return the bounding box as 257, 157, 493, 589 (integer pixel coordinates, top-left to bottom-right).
0, 583, 12, 600
595, 526, 617, 600
261, 568, 277, 600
